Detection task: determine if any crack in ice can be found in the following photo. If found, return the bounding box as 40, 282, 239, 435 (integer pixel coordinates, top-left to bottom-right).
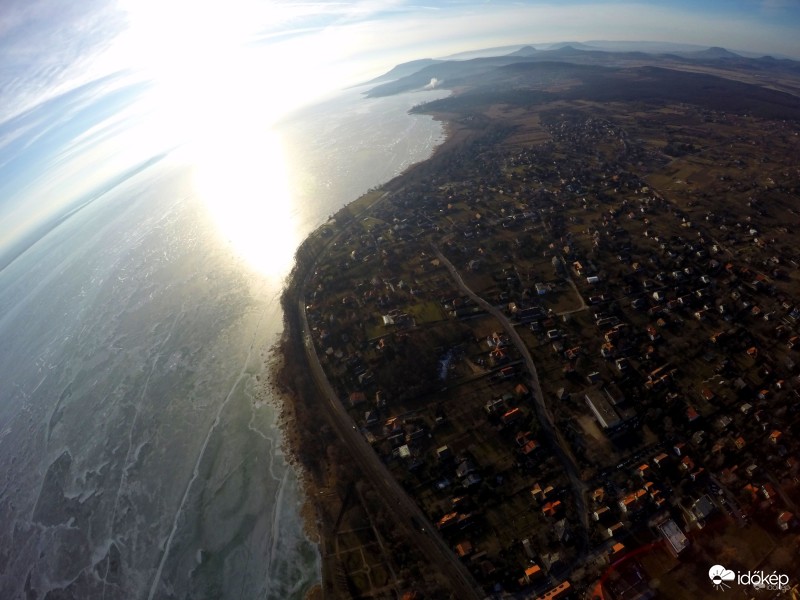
146, 307, 267, 600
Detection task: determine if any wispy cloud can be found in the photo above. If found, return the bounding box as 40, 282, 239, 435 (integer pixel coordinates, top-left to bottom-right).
0, 0, 799, 264
0, 0, 125, 123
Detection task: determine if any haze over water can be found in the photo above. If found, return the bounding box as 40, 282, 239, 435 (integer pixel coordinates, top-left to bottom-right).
0, 87, 447, 599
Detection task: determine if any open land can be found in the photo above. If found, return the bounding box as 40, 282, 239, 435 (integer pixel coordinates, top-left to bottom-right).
278, 49, 800, 599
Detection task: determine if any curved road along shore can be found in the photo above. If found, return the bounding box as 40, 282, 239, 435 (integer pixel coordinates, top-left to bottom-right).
432, 246, 591, 549
292, 227, 484, 598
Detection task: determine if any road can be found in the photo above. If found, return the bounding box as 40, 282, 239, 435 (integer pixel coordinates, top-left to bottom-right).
433, 246, 591, 548
555, 255, 589, 317
290, 202, 485, 600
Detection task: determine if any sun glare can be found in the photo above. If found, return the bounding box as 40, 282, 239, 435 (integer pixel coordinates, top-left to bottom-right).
114, 0, 310, 278
190, 127, 299, 278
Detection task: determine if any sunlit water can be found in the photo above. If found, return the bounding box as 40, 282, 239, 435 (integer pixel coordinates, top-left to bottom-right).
0, 86, 446, 599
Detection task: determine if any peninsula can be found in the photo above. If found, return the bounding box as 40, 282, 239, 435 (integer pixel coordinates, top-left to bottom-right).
277, 44, 800, 599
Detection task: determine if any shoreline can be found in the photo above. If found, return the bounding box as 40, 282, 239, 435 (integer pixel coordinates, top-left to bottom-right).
266, 341, 323, 600
264, 96, 468, 599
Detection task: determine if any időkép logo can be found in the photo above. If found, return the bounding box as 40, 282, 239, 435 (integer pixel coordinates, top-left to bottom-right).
708, 564, 789, 592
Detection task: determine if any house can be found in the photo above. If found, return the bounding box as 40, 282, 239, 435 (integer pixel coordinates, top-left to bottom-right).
501, 407, 522, 426
457, 512, 475, 529
542, 500, 562, 517
437, 512, 459, 529
610, 542, 626, 559
777, 511, 794, 531
463, 473, 482, 488
715, 414, 733, 430
436, 445, 452, 462
691, 495, 716, 521
456, 459, 477, 479
761, 484, 777, 500
485, 397, 505, 414
455, 541, 473, 557
691, 468, 706, 482
653, 453, 670, 467
516, 431, 533, 447
348, 391, 367, 407
593, 506, 612, 523
742, 483, 759, 501
523, 564, 543, 583
530, 483, 544, 502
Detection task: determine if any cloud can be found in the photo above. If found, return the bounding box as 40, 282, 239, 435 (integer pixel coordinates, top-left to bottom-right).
1, 0, 799, 266
0, 0, 122, 114
708, 564, 736, 584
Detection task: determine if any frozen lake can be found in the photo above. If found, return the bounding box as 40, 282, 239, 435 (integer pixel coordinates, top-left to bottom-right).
0, 86, 447, 599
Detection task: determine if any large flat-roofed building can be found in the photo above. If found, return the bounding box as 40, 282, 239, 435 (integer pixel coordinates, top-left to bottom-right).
535, 580, 571, 600
658, 519, 689, 557
585, 389, 622, 429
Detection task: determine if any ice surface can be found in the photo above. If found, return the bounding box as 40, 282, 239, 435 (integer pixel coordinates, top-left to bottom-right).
0, 86, 448, 599
0, 167, 318, 599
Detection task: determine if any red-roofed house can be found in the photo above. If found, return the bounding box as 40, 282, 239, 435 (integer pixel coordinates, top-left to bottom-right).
777, 511, 794, 531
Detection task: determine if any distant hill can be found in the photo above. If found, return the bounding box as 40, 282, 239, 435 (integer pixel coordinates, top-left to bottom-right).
361, 58, 445, 85
365, 42, 800, 99
581, 40, 711, 53
544, 41, 596, 50
681, 46, 741, 60
413, 61, 800, 124
365, 55, 532, 97
508, 45, 537, 58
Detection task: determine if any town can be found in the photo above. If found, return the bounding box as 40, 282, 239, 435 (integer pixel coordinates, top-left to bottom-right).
286, 65, 800, 599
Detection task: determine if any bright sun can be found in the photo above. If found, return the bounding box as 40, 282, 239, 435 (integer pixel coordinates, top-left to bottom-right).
114, 0, 306, 278
190, 128, 299, 278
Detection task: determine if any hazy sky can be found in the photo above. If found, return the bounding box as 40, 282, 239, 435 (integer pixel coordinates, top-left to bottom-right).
1, 0, 799, 264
